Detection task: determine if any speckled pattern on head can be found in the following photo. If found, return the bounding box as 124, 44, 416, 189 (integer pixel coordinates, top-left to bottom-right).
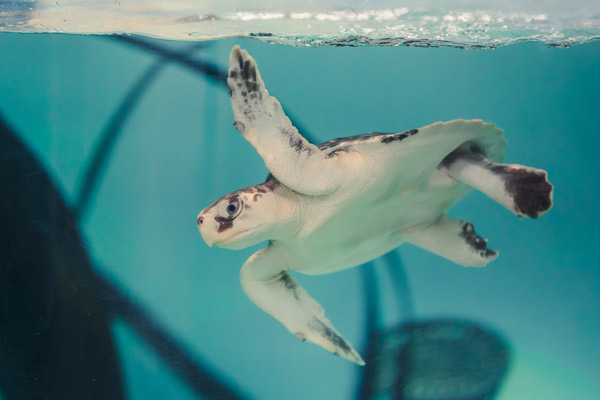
196, 45, 553, 365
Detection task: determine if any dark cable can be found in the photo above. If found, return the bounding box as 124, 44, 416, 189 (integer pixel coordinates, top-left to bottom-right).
74, 61, 165, 218
356, 262, 381, 400
90, 268, 252, 400
383, 250, 415, 321
112, 35, 319, 144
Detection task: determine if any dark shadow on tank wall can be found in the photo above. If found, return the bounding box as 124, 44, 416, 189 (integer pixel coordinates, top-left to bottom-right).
0, 113, 251, 400
0, 115, 125, 399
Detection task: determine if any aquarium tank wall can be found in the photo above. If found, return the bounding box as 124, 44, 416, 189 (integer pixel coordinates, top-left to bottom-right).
1, 1, 599, 399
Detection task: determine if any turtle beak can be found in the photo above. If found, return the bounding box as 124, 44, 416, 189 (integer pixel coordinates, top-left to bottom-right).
197, 211, 215, 247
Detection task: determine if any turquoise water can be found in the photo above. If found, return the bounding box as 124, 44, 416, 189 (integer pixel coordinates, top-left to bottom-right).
0, 33, 599, 399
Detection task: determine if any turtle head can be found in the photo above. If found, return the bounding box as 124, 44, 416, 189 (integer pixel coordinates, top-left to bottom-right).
197, 185, 280, 250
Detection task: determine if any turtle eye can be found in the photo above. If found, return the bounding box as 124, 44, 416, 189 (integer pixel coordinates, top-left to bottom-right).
226, 200, 240, 216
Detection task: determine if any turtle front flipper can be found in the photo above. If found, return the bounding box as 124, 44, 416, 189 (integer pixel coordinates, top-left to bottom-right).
403, 214, 498, 267
240, 246, 365, 365
227, 46, 343, 196
443, 149, 553, 218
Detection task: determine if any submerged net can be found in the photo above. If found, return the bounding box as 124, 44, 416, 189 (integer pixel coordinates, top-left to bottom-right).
1, 0, 599, 48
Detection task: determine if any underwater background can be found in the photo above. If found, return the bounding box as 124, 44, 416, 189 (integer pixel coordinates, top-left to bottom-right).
1, 27, 600, 400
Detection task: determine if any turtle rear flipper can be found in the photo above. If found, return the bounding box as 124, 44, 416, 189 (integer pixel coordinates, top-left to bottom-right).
445, 150, 553, 219
403, 215, 498, 267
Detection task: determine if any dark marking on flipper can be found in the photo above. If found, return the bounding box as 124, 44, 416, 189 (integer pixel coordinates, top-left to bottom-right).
380, 129, 419, 144
228, 47, 263, 126
236, 52, 244, 69
318, 132, 388, 149
460, 222, 498, 259
295, 332, 307, 342
278, 272, 300, 300
326, 146, 353, 158
279, 273, 355, 354
317, 129, 418, 153
491, 165, 553, 219
307, 319, 353, 357
234, 56, 260, 95
241, 60, 251, 80
289, 136, 305, 152
280, 128, 314, 155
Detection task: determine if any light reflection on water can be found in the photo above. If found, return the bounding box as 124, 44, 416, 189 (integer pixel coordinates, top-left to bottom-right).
0, 0, 599, 47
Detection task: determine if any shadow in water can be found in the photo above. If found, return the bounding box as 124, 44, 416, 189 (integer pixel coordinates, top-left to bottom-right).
0, 113, 250, 400
0, 115, 125, 399
370, 319, 509, 400
357, 254, 510, 400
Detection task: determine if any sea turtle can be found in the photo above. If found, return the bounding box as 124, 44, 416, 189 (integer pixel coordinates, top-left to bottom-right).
196, 46, 553, 365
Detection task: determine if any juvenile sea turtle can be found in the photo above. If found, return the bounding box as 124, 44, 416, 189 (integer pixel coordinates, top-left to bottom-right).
197, 46, 553, 365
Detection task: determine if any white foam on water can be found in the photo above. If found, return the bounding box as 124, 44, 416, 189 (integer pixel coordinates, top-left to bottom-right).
1, 0, 599, 48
